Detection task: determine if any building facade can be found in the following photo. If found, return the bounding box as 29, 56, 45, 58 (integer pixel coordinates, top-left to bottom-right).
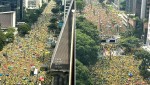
125, 0, 137, 14
0, 0, 23, 21
0, 11, 16, 28
146, 8, 150, 45
23, 0, 42, 9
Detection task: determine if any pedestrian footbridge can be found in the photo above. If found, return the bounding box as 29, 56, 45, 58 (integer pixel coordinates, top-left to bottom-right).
50, 0, 75, 85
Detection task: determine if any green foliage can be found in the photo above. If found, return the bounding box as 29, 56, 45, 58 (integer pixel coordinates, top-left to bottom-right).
76, 0, 86, 13
120, 29, 134, 38
7, 27, 15, 33
18, 24, 30, 36
76, 29, 99, 66
23, 3, 47, 24
60, 5, 64, 12
76, 16, 100, 44
134, 49, 150, 60
118, 36, 140, 53
50, 17, 58, 23
55, 0, 62, 5
139, 59, 150, 79
128, 17, 143, 39
0, 31, 6, 50
48, 23, 58, 30
76, 59, 94, 85
51, 7, 59, 14
134, 49, 150, 79
76, 16, 100, 66
5, 32, 14, 43
120, 26, 143, 39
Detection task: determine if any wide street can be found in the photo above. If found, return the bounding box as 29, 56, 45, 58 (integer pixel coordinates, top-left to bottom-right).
0, 0, 56, 84
82, 0, 149, 84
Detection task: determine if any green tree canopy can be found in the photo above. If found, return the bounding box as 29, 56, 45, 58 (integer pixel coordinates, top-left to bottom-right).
76, 29, 99, 66
134, 49, 150, 78
76, 0, 86, 13
50, 17, 58, 23
17, 24, 30, 36
51, 7, 59, 14
0, 31, 6, 50
7, 27, 15, 33
118, 36, 141, 53
76, 59, 94, 85
76, 17, 100, 44
5, 32, 14, 43
134, 49, 150, 60
48, 23, 58, 31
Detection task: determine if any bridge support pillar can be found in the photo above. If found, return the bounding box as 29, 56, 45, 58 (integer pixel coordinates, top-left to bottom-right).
52, 72, 69, 85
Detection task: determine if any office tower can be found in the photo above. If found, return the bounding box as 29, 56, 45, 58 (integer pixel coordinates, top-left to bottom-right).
146, 8, 150, 45
23, 0, 42, 9
126, 0, 136, 14
0, 0, 23, 21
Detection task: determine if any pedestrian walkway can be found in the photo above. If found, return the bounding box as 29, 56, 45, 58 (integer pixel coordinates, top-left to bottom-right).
83, 0, 126, 35
0, 0, 56, 84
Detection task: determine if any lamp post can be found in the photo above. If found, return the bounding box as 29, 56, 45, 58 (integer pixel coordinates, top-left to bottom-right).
100, 21, 103, 32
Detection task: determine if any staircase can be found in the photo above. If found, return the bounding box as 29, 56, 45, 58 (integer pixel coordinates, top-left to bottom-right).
64, 0, 71, 20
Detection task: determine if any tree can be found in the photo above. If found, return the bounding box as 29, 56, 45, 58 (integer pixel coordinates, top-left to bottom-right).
48, 23, 58, 31
50, 17, 58, 23
134, 49, 150, 79
5, 32, 14, 43
134, 49, 150, 60
0, 31, 6, 50
139, 59, 150, 79
76, 59, 94, 85
120, 29, 134, 38
17, 24, 30, 36
7, 27, 15, 33
76, 0, 85, 13
76, 29, 99, 66
118, 36, 141, 54
76, 17, 100, 44
51, 7, 59, 14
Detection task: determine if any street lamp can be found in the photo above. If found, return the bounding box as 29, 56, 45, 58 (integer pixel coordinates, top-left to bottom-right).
100, 21, 102, 32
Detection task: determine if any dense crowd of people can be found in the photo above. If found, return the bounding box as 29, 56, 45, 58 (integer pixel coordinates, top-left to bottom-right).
0, 0, 55, 84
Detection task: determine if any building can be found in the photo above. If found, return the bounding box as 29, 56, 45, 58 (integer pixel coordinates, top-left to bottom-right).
0, 11, 16, 28
146, 8, 150, 45
125, 0, 137, 14
132, 0, 149, 20
24, 0, 42, 9
0, 5, 11, 12
0, 0, 23, 21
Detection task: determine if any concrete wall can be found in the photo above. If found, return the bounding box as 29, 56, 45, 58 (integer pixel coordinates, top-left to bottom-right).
0, 11, 16, 28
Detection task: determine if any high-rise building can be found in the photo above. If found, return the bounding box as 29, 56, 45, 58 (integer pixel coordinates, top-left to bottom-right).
23, 0, 42, 9
125, 0, 137, 14
134, 0, 149, 20
0, 0, 23, 21
146, 7, 150, 45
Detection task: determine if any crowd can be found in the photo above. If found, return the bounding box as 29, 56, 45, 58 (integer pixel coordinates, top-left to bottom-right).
0, 0, 56, 84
